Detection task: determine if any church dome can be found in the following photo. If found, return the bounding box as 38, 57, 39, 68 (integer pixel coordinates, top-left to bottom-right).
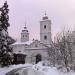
42, 16, 48, 20
42, 12, 48, 20
22, 26, 28, 33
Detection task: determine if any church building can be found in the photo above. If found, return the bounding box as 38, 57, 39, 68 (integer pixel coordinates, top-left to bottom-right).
12, 14, 52, 64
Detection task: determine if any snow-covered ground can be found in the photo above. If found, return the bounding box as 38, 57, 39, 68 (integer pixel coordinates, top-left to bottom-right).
0, 62, 75, 75
0, 64, 32, 75
33, 62, 75, 75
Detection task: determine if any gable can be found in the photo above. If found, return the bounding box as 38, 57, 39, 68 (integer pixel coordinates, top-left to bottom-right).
26, 40, 48, 49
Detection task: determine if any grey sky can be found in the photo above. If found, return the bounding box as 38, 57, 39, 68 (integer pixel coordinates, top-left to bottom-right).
0, 0, 75, 41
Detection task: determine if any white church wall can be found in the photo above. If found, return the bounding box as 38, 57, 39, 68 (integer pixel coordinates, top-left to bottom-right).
25, 49, 48, 63
12, 44, 26, 54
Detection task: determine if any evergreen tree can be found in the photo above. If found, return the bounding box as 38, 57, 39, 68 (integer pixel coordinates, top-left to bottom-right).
0, 1, 13, 67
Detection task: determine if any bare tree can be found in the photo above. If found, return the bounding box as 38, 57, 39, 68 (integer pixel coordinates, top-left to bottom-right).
54, 30, 73, 72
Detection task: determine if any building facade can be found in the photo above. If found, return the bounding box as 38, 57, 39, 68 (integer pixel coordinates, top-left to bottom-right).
12, 15, 52, 64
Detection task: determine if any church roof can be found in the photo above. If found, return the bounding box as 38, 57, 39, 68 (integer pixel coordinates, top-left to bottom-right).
12, 40, 51, 49
11, 40, 33, 45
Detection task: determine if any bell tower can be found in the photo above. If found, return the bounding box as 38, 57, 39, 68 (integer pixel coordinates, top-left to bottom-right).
40, 13, 52, 46
21, 24, 29, 42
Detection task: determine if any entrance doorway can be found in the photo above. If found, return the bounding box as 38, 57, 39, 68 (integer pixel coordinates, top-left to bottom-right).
36, 54, 42, 64
13, 54, 26, 64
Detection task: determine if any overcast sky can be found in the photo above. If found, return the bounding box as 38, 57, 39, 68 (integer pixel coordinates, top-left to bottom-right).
0, 0, 75, 41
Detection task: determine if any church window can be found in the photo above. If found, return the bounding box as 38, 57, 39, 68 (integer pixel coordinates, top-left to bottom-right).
44, 25, 46, 29
44, 35, 47, 40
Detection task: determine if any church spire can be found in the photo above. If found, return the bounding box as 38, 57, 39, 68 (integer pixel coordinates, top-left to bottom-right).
40, 13, 51, 47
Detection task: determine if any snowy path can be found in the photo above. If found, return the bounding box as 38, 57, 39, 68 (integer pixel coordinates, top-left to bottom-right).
6, 67, 45, 75
28, 68, 45, 75
0, 64, 45, 75
0, 63, 75, 75
0, 64, 32, 75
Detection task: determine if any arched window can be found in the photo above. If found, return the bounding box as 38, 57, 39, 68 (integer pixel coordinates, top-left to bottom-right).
44, 25, 46, 29
44, 35, 47, 40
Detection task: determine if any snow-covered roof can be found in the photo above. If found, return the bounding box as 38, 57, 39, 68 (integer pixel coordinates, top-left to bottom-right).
13, 51, 27, 55
11, 40, 51, 49
11, 40, 33, 45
